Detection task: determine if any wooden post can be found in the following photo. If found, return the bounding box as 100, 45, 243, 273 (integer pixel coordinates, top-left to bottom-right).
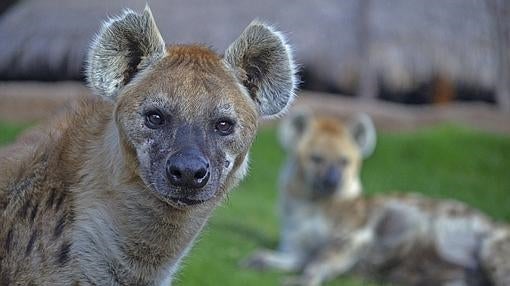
488, 0, 510, 111
356, 0, 378, 101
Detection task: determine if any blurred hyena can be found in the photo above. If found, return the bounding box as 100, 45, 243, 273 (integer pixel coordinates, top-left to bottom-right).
243, 109, 510, 286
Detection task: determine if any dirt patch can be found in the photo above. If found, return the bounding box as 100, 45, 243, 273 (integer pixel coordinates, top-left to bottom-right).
291, 91, 510, 134
0, 81, 92, 123
1, 81, 509, 134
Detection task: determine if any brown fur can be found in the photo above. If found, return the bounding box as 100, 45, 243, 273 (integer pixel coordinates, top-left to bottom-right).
0, 6, 297, 285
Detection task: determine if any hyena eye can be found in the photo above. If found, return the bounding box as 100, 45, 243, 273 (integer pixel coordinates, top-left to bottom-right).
215, 118, 235, 136
310, 154, 324, 164
144, 110, 165, 129
339, 157, 350, 166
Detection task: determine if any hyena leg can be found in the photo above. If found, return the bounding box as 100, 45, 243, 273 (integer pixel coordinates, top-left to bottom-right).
481, 228, 510, 286
241, 249, 302, 272
285, 229, 373, 286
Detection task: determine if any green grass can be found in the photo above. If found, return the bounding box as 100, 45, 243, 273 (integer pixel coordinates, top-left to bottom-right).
0, 122, 31, 145
1, 123, 509, 285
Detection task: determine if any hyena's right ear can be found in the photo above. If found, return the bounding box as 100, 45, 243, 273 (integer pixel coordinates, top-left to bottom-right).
224, 21, 298, 118
278, 108, 312, 151
86, 6, 166, 100
348, 113, 377, 158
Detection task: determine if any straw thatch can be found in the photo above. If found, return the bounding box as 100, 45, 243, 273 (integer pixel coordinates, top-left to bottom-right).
0, 0, 508, 107
364, 0, 497, 91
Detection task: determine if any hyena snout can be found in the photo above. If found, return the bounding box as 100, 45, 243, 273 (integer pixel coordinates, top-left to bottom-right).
316, 166, 342, 196
322, 166, 342, 191
166, 148, 210, 189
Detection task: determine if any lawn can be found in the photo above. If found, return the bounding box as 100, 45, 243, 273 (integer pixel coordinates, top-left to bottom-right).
0, 122, 31, 145
1, 123, 509, 285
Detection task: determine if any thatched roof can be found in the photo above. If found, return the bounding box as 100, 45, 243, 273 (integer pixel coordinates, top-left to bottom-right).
0, 0, 506, 95
367, 0, 497, 91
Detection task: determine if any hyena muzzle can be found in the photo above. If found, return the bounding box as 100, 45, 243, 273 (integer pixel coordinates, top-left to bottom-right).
0, 6, 297, 285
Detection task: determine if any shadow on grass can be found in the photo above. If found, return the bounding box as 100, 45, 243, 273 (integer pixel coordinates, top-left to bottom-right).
210, 219, 277, 249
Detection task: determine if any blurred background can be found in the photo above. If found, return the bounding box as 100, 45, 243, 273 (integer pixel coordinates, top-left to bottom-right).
0, 1, 509, 285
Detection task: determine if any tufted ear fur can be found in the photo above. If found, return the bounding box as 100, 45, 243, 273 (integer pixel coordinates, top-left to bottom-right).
278, 108, 312, 151
348, 113, 377, 158
86, 5, 166, 100
224, 21, 298, 118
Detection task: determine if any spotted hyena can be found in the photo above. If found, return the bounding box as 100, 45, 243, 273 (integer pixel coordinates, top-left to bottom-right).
243, 109, 510, 286
0, 6, 297, 285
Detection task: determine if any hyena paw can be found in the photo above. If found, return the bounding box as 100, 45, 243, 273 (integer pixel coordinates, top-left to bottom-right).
240, 250, 272, 270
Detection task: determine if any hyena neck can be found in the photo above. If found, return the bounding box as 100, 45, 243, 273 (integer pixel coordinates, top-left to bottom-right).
64, 102, 215, 284
334, 177, 363, 200
280, 158, 314, 202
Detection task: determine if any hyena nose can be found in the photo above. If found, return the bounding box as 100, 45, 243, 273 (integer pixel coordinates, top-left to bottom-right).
323, 166, 341, 190
166, 150, 210, 189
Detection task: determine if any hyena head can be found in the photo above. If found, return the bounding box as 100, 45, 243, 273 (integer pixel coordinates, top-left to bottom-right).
279, 109, 375, 199
86, 6, 297, 208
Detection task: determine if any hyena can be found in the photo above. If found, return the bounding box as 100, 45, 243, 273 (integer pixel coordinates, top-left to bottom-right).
243, 109, 510, 286
0, 6, 297, 285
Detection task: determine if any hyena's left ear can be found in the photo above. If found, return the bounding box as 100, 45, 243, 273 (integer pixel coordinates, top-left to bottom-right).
348, 113, 377, 159
86, 5, 166, 100
224, 21, 298, 118
278, 107, 312, 151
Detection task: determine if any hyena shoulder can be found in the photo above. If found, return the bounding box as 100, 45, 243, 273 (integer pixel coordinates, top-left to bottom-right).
0, 99, 109, 284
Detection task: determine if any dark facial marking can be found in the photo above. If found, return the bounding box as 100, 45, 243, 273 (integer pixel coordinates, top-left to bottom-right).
57, 241, 72, 266
25, 229, 38, 257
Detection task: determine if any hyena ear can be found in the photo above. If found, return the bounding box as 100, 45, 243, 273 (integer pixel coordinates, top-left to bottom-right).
86, 5, 166, 100
348, 113, 377, 159
278, 108, 312, 151
224, 21, 298, 118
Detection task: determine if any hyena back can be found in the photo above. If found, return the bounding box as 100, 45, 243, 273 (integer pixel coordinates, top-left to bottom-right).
0, 6, 297, 285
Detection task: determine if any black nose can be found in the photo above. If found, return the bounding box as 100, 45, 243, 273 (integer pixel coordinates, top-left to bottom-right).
166, 150, 210, 189
322, 166, 341, 190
